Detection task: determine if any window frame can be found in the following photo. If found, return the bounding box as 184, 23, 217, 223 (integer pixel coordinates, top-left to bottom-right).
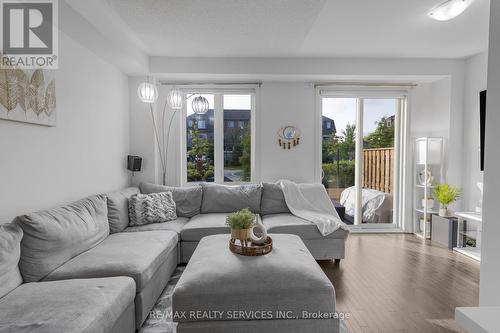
179, 86, 258, 186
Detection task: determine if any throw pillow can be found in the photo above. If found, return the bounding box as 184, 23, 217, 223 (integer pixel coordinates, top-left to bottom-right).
129, 192, 177, 226
139, 182, 202, 217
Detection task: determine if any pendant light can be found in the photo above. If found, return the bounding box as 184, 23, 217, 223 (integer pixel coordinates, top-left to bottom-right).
137, 82, 158, 104
192, 96, 209, 114
167, 88, 183, 110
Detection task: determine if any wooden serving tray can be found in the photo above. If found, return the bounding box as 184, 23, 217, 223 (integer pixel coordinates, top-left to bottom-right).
229, 236, 273, 256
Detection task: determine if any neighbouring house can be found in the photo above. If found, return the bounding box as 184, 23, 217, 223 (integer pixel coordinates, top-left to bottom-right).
322, 115, 336, 141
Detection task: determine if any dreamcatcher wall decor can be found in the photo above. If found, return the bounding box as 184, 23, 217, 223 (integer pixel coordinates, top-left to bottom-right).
277, 126, 301, 150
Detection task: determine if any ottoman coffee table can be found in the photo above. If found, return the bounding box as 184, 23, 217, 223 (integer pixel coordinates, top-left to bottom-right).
172, 234, 339, 333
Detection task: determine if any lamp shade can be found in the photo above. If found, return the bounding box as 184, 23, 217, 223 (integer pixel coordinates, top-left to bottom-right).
138, 82, 158, 104
167, 88, 183, 110
416, 138, 442, 164
428, 0, 473, 21
192, 96, 209, 114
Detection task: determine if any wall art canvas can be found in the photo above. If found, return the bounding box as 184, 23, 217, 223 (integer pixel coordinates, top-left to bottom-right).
0, 68, 56, 126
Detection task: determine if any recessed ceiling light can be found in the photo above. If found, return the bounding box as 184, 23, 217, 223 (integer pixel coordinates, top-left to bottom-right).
428, 0, 474, 21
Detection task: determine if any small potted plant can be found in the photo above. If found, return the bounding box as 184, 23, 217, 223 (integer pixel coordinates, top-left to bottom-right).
422, 196, 434, 210
226, 208, 256, 244
434, 183, 461, 217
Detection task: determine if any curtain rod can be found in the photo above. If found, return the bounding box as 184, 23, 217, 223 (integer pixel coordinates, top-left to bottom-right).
160, 82, 262, 87
314, 82, 418, 88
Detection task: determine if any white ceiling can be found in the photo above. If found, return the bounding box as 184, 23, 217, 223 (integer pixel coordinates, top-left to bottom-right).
102, 0, 489, 59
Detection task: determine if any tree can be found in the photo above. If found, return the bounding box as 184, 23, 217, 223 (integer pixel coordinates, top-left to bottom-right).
239, 125, 251, 181
187, 123, 213, 181
324, 123, 356, 162
364, 116, 394, 148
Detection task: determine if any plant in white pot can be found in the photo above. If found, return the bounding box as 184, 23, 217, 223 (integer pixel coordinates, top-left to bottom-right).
434, 183, 461, 217
226, 208, 268, 248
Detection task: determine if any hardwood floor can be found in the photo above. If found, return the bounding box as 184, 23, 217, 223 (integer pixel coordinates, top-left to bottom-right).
319, 234, 479, 333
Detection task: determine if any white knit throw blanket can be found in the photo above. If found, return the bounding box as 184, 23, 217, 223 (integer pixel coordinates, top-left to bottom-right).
278, 179, 348, 236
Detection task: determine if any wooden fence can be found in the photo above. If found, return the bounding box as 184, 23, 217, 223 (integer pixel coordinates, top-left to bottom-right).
363, 148, 394, 193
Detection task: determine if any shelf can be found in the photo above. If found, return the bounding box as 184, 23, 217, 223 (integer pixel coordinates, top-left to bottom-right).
453, 247, 481, 261
458, 230, 481, 238
455, 212, 482, 223
416, 184, 434, 188
415, 208, 438, 214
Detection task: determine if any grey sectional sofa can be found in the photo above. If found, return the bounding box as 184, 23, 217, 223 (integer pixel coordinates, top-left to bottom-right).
0, 182, 348, 333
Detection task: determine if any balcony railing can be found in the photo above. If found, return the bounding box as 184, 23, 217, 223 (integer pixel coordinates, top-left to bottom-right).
363, 148, 394, 193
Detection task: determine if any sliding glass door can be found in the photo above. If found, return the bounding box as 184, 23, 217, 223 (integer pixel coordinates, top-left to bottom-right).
320, 91, 405, 228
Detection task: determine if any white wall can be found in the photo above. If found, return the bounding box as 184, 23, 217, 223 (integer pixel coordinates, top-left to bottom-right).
462, 52, 488, 211
480, 0, 500, 306
0, 31, 130, 222
259, 83, 317, 183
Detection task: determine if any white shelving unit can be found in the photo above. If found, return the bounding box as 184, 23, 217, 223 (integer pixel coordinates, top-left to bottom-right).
414, 137, 443, 239
453, 212, 482, 261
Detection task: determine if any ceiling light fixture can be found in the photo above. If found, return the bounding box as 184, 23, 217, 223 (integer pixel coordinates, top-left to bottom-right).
427, 0, 474, 21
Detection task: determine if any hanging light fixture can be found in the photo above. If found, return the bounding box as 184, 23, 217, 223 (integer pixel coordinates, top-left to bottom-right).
192, 96, 209, 114
137, 82, 158, 103
427, 0, 474, 21
167, 88, 183, 110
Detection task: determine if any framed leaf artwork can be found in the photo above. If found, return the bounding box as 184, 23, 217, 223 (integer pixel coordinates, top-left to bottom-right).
0, 68, 56, 126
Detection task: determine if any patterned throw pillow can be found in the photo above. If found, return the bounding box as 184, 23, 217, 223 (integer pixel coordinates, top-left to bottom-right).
128, 192, 177, 226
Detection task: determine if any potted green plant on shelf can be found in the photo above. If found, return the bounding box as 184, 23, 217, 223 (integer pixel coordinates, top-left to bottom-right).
434, 183, 461, 217
226, 208, 256, 245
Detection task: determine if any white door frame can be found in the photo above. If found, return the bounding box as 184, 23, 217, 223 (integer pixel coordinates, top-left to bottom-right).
315, 86, 410, 230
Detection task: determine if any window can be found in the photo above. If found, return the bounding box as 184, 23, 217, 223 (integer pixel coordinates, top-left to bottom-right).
224, 95, 252, 182
186, 94, 214, 183
183, 90, 255, 184
326, 121, 331, 129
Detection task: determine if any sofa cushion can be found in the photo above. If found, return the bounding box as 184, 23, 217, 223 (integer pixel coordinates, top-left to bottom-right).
180, 213, 230, 241
0, 277, 135, 333
106, 187, 139, 233
44, 230, 178, 292
140, 182, 202, 217
124, 217, 188, 234
263, 213, 348, 240
128, 192, 177, 226
201, 183, 262, 214
15, 195, 109, 282
260, 182, 291, 215
0, 223, 23, 298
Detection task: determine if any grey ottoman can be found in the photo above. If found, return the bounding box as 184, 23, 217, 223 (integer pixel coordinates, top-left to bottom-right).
173, 234, 339, 333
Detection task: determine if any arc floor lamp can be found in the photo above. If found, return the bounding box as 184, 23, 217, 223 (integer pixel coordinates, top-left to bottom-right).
137, 81, 209, 185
